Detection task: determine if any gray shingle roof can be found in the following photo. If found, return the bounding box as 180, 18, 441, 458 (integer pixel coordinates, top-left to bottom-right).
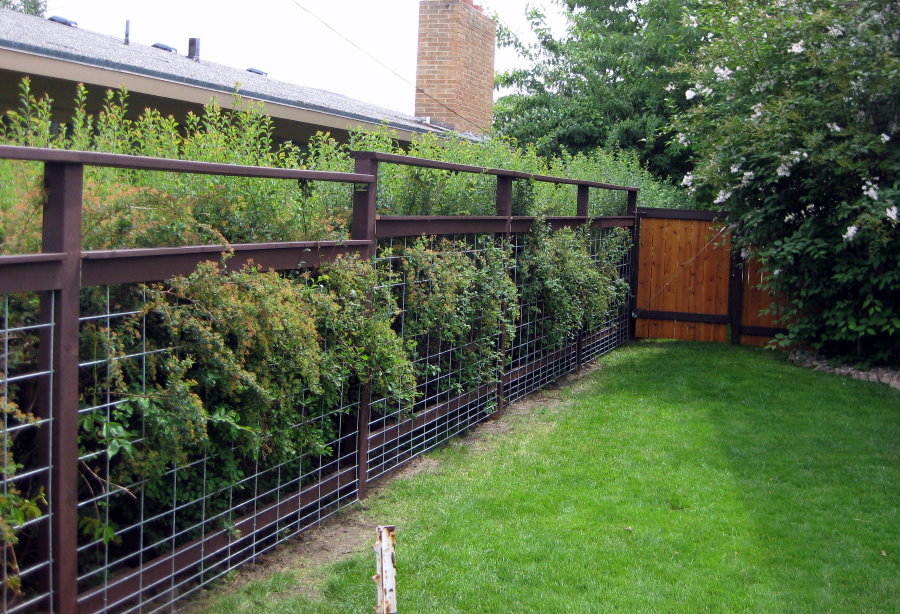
0, 8, 437, 135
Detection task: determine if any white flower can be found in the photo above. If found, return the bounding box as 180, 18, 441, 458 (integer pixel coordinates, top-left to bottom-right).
882, 133, 891, 143
741, 171, 755, 186
751, 103, 764, 120
714, 190, 732, 204
843, 225, 858, 241
685, 89, 697, 100
828, 123, 842, 132
827, 26, 843, 37
686, 14, 698, 27
740, 247, 751, 260
676, 133, 689, 145
776, 151, 806, 178
681, 172, 693, 187
752, 79, 774, 93
789, 41, 805, 53
714, 65, 734, 80
699, 86, 713, 96
773, 269, 782, 277
863, 178, 879, 200
729, 16, 739, 24
730, 163, 742, 174
784, 212, 797, 222
665, 82, 677, 92
886, 206, 898, 222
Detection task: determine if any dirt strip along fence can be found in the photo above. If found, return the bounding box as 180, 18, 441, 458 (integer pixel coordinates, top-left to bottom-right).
633, 207, 787, 346
0, 146, 637, 613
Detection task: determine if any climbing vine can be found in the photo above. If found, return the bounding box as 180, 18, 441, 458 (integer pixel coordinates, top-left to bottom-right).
519, 222, 625, 349
389, 237, 519, 403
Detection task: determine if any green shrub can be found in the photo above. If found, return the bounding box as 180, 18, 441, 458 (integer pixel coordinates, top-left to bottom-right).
0, 78, 686, 257
71, 255, 416, 569
671, 0, 899, 364
519, 222, 622, 349
0, 80, 348, 252
389, 237, 519, 401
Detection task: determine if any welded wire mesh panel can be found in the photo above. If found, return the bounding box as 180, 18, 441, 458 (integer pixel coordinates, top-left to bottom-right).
581, 226, 633, 362
366, 235, 501, 480
504, 231, 579, 404
74, 284, 361, 613
1, 292, 54, 614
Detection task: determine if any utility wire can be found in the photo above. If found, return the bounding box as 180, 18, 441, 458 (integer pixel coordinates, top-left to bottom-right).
285, 0, 480, 129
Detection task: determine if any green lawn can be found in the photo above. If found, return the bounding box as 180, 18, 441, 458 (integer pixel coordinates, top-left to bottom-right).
194, 341, 899, 613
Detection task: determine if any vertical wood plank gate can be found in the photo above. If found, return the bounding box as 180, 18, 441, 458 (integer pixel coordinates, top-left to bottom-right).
633, 208, 787, 346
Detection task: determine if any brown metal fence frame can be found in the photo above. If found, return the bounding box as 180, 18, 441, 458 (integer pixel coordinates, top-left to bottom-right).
0, 145, 637, 613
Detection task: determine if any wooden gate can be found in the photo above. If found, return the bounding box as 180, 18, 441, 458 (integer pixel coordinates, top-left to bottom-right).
632, 208, 786, 345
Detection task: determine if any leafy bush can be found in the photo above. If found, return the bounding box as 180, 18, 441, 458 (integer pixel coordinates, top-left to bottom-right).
0, 78, 685, 257
671, 0, 899, 364
71, 255, 416, 569
389, 237, 519, 403
519, 222, 623, 349
372, 131, 691, 216
0, 80, 348, 252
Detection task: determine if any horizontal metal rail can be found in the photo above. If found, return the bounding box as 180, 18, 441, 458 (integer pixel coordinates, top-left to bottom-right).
374, 215, 635, 238
80, 241, 371, 285
636, 206, 724, 221
350, 150, 639, 192
0, 145, 375, 183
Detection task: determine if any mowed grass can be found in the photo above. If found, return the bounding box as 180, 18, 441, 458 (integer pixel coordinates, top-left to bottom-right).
197, 341, 899, 613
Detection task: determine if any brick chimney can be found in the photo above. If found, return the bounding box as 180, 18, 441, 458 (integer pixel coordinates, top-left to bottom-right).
415, 0, 496, 134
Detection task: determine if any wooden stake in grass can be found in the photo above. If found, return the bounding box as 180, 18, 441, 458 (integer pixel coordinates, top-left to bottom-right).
373, 525, 397, 614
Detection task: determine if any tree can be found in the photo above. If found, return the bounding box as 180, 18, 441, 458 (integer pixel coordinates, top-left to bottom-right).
672, 0, 899, 364
0, 0, 46, 16
494, 0, 701, 180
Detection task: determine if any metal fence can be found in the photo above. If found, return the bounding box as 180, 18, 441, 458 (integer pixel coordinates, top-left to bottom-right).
0, 145, 636, 613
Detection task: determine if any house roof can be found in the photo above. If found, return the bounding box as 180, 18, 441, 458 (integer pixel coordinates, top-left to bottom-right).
0, 8, 443, 141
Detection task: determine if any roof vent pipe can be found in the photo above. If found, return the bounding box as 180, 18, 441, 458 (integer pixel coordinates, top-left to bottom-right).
188, 38, 200, 61
48, 15, 77, 27
125, 20, 130, 45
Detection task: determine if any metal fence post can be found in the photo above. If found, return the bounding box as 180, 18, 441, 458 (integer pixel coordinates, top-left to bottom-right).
351, 155, 378, 259
356, 383, 372, 499
351, 154, 378, 498
494, 174, 514, 419
373, 525, 397, 614
577, 184, 589, 219
576, 185, 591, 366
627, 192, 640, 339
626, 190, 638, 216
495, 175, 513, 221
39, 162, 83, 614
728, 250, 744, 345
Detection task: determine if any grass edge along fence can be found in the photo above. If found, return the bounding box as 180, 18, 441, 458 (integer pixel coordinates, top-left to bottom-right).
0, 145, 637, 614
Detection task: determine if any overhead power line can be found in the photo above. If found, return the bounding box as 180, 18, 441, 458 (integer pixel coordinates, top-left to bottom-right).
285, 0, 479, 129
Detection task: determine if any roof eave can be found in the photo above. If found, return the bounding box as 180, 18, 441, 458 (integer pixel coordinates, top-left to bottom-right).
0, 44, 430, 142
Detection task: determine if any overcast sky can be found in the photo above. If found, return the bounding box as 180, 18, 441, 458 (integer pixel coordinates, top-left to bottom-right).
41, 0, 568, 115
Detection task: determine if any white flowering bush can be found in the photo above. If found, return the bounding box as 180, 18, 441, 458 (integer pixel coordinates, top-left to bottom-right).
671, 0, 899, 364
